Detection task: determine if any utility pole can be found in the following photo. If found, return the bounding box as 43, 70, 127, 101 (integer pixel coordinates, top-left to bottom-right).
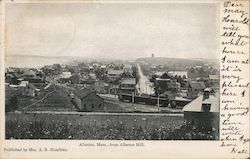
132, 92, 134, 105
157, 94, 160, 112
132, 92, 136, 110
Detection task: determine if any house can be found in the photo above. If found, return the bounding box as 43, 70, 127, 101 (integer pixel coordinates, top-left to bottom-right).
123, 64, 133, 73
182, 89, 219, 130
100, 65, 107, 70
68, 75, 81, 84
208, 75, 220, 90
107, 69, 123, 81
119, 78, 136, 94
61, 72, 72, 78
187, 81, 206, 99
20, 83, 37, 97
59, 72, 72, 83
89, 73, 97, 80
170, 97, 192, 108
23, 70, 36, 79
20, 81, 29, 87
73, 88, 104, 112
154, 71, 165, 78
196, 77, 209, 87
93, 81, 108, 94
155, 78, 180, 92
155, 73, 181, 93
168, 71, 188, 79
109, 84, 119, 95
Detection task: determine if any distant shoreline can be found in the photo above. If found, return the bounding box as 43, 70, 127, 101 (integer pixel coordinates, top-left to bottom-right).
5, 54, 219, 68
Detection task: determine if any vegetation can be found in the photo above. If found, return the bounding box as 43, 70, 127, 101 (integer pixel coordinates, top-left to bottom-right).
5, 114, 217, 140
5, 95, 19, 112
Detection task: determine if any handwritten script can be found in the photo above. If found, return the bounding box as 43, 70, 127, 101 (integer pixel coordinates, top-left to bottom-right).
220, 0, 249, 156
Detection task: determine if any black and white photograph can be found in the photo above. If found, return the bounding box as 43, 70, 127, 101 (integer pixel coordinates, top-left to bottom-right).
4, 2, 221, 140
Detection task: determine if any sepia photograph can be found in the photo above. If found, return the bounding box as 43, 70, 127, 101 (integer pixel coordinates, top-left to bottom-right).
4, 2, 220, 140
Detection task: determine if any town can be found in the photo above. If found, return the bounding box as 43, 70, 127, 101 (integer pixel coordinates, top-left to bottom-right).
5, 55, 220, 140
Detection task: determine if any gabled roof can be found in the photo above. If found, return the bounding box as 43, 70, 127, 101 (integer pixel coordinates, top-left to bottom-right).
107, 69, 123, 75
120, 78, 136, 85
183, 95, 219, 112
74, 88, 104, 101
189, 81, 206, 90
154, 72, 165, 77
160, 73, 171, 79
74, 88, 92, 99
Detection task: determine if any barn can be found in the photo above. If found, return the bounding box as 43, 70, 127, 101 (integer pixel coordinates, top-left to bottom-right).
74, 88, 104, 112
182, 88, 219, 130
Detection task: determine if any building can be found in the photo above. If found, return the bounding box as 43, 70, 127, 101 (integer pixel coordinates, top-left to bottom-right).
123, 64, 133, 74
59, 72, 72, 83
182, 89, 219, 130
168, 71, 188, 79
73, 88, 104, 112
20, 83, 37, 97
93, 81, 109, 94
119, 78, 136, 94
154, 71, 165, 78
208, 75, 220, 90
155, 78, 180, 92
155, 73, 180, 94
196, 77, 209, 87
187, 81, 206, 99
170, 97, 192, 108
23, 70, 36, 79
107, 69, 123, 81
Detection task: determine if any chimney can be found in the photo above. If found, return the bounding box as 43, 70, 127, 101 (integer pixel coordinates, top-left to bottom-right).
203, 88, 210, 100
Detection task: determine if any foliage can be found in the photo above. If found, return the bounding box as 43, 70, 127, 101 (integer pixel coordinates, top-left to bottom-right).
6, 116, 217, 140
6, 95, 18, 112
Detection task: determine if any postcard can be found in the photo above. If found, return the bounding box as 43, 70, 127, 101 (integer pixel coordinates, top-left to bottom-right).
0, 0, 249, 158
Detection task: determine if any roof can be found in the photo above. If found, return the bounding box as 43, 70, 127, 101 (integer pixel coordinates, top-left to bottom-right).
168, 71, 188, 78
120, 78, 136, 85
182, 95, 219, 112
189, 81, 206, 90
156, 78, 170, 81
154, 72, 165, 77
20, 81, 29, 87
123, 64, 132, 69
174, 97, 192, 101
209, 75, 219, 80
108, 69, 123, 75
74, 88, 92, 99
23, 70, 36, 76
61, 72, 72, 79
100, 65, 106, 69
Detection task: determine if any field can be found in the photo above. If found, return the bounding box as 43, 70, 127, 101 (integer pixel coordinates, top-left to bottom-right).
6, 113, 184, 139
5, 113, 218, 140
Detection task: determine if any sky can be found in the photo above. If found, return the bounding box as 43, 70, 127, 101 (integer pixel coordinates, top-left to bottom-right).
5, 2, 219, 60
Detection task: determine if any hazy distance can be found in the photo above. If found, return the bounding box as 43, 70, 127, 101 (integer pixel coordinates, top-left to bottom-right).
5, 3, 219, 60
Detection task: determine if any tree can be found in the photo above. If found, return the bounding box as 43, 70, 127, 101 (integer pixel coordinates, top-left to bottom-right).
6, 95, 18, 112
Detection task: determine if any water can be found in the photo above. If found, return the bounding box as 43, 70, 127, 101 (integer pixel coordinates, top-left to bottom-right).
5, 55, 76, 68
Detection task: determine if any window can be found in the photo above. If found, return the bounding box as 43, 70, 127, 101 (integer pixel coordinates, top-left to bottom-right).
92, 104, 94, 109
84, 104, 86, 109
99, 104, 101, 108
